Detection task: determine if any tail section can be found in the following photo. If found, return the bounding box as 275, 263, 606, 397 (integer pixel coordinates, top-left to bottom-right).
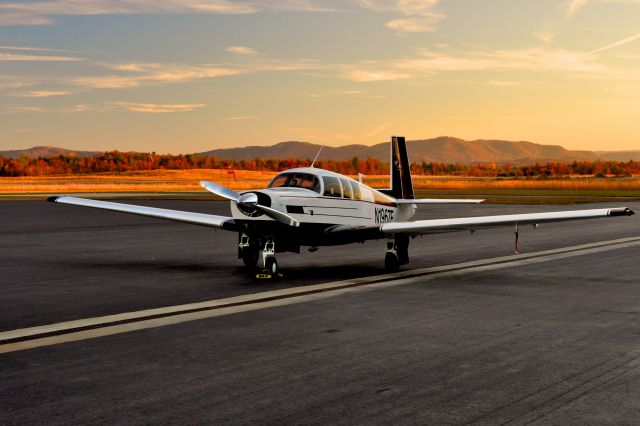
382, 136, 414, 200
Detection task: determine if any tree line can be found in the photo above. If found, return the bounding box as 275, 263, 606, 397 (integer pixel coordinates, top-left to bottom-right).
1, 151, 639, 177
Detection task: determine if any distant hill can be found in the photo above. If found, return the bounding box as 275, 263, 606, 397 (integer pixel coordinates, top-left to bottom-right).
200, 136, 612, 163
596, 151, 640, 162
0, 146, 100, 159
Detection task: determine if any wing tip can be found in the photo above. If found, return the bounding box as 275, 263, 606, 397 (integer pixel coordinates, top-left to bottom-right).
47, 196, 61, 203
609, 207, 635, 217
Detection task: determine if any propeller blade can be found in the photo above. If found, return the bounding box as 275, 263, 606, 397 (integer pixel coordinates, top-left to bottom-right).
254, 204, 300, 227
200, 180, 299, 227
200, 181, 241, 202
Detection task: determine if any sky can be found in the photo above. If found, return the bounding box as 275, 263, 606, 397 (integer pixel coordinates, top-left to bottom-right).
0, 0, 639, 153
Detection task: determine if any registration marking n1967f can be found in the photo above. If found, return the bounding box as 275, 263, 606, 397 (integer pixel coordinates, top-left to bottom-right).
375, 207, 394, 223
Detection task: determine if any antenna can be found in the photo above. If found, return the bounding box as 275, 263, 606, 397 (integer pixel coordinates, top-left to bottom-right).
358, 173, 366, 183
310, 145, 324, 168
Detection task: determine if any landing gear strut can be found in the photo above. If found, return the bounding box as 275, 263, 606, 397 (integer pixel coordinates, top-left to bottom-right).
385, 234, 410, 272
238, 234, 259, 267
261, 239, 277, 275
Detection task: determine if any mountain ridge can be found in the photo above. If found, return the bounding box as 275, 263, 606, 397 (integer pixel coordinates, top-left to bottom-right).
199, 137, 633, 163
2, 137, 638, 163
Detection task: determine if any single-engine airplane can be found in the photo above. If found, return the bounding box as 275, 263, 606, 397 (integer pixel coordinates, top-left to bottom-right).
48, 136, 635, 277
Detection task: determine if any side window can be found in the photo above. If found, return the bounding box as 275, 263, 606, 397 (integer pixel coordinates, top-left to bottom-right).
349, 181, 361, 200
340, 178, 353, 199
322, 176, 342, 197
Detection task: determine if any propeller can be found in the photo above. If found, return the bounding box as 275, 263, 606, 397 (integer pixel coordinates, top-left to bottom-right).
200, 181, 300, 227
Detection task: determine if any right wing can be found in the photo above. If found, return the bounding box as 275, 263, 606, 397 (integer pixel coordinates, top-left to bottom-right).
48, 196, 237, 231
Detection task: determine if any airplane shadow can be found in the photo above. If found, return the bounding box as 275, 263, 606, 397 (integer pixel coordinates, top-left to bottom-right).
56, 257, 386, 286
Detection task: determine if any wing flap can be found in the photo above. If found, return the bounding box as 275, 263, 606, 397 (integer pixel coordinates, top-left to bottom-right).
382, 207, 634, 235
48, 196, 237, 230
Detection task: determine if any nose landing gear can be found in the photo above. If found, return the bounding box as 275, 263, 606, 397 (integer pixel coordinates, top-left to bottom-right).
239, 236, 281, 280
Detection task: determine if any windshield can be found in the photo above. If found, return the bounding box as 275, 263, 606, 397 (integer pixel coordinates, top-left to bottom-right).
268, 172, 321, 193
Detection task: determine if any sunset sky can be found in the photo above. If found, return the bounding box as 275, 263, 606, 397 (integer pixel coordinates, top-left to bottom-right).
1, 0, 639, 153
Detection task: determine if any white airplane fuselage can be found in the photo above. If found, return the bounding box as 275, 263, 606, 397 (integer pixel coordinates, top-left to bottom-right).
229, 167, 416, 228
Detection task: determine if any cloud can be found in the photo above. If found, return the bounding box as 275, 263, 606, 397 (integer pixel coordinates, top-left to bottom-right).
533, 31, 555, 44
74, 63, 241, 88
225, 46, 259, 55
226, 115, 259, 120
565, 0, 640, 18
71, 58, 324, 89
109, 102, 207, 113
385, 17, 439, 33
0, 45, 78, 52
0, 52, 82, 61
567, 0, 590, 17
346, 69, 410, 82
0, 0, 257, 26
0, 0, 346, 26
488, 80, 521, 86
6, 106, 47, 113
356, 0, 444, 33
0, 81, 29, 89
588, 32, 640, 54
361, 122, 393, 139
11, 90, 71, 97
67, 104, 92, 112
0, 13, 55, 26
394, 47, 607, 74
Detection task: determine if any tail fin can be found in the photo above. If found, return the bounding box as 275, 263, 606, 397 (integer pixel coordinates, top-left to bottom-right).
382, 136, 414, 200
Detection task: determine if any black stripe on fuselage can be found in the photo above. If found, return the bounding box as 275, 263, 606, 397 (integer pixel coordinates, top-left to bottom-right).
277, 195, 397, 208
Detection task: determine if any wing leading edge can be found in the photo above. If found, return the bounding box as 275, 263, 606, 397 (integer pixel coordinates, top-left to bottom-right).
381, 207, 635, 235
48, 196, 237, 230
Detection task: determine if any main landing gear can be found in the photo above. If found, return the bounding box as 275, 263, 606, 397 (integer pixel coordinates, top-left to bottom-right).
239, 234, 259, 267
385, 234, 410, 273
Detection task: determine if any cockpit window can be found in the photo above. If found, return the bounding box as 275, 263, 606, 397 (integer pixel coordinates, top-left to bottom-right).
340, 178, 353, 199
349, 181, 361, 200
322, 176, 342, 197
267, 172, 320, 193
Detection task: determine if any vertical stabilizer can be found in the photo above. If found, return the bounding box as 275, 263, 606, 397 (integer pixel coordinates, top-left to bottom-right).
384, 136, 414, 200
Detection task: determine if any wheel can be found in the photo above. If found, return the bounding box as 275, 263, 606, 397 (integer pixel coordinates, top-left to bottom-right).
265, 257, 278, 275
385, 252, 400, 272
241, 248, 259, 267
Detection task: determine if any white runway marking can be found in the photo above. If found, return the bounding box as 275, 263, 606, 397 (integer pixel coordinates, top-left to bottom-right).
2, 236, 640, 354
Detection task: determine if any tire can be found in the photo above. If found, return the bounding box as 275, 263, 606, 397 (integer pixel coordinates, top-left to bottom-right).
385, 252, 400, 272
241, 249, 259, 267
265, 257, 278, 276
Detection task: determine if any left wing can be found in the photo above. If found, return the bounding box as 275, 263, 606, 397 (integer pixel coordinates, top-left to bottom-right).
48, 196, 237, 230
382, 207, 635, 235
324, 207, 634, 242
396, 198, 484, 205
